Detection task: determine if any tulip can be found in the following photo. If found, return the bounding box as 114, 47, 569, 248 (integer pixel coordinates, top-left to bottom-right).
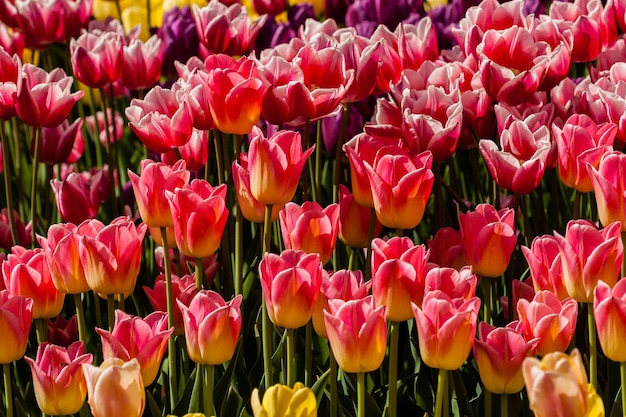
70, 30, 124, 89
25, 342, 93, 416
426, 227, 468, 271
128, 159, 190, 228
365, 147, 434, 230
178, 291, 242, 365
0, 209, 32, 250
458, 203, 516, 278
412, 290, 481, 370
144, 273, 197, 335
2, 246, 64, 319
473, 322, 537, 394
158, 6, 200, 80
51, 170, 107, 225
259, 250, 323, 329
232, 155, 283, 223
126, 86, 194, 153
424, 266, 477, 301
247, 127, 315, 206
280, 202, 339, 265
47, 315, 78, 347
37, 119, 82, 165
335, 30, 382, 103
517, 290, 578, 356
0, 290, 33, 363
371, 237, 430, 321
251, 382, 317, 417
78, 216, 147, 297
521, 234, 569, 300
16, 64, 84, 128
396, 19, 439, 71
594, 279, 626, 362
554, 219, 623, 303
166, 179, 228, 259
96, 310, 173, 386
589, 151, 626, 230
82, 358, 145, 417
337, 184, 382, 249
0, 48, 20, 120
522, 349, 604, 417
324, 296, 387, 373
120, 35, 162, 91
161, 129, 210, 173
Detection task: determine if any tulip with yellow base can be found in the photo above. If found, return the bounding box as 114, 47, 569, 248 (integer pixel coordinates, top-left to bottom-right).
251, 382, 317, 417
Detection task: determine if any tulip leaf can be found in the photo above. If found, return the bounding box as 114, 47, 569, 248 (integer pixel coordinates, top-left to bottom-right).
173, 368, 198, 416
147, 389, 163, 417
610, 386, 622, 417
311, 369, 331, 405
221, 385, 243, 417
188, 366, 203, 414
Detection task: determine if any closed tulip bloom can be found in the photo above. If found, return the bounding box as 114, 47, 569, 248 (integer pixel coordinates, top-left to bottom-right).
37, 119, 82, 165
259, 250, 323, 329
70, 30, 124, 88
473, 322, 538, 394
517, 290, 578, 356
82, 358, 145, 417
2, 246, 64, 319
248, 126, 315, 206
426, 227, 468, 271
79, 217, 147, 297
554, 219, 623, 303
589, 151, 626, 230
96, 310, 173, 386
396, 19, 439, 71
144, 273, 196, 335
0, 290, 33, 363
161, 129, 210, 173
232, 155, 282, 223
251, 382, 317, 417
337, 184, 382, 248
459, 203, 516, 278
47, 315, 78, 347
0, 208, 32, 250
0, 48, 20, 120
25, 342, 93, 416
371, 237, 430, 321
128, 159, 190, 228
522, 235, 569, 300
120, 35, 162, 91
51, 170, 106, 224
37, 223, 89, 294
178, 291, 242, 365
365, 148, 434, 230
166, 179, 228, 258
412, 290, 481, 370
594, 279, 626, 362
324, 296, 387, 374
522, 349, 604, 417
424, 266, 477, 301
280, 202, 339, 265
16, 64, 83, 128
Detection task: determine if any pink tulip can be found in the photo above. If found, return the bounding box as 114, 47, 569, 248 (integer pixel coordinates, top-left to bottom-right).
594, 279, 626, 362
25, 341, 93, 415
78, 216, 147, 297
0, 21, 24, 59
128, 159, 190, 228
82, 358, 145, 417
412, 290, 481, 370
396, 19, 439, 71
424, 266, 477, 301
426, 227, 468, 271
521, 235, 569, 300
259, 250, 323, 329
0, 290, 33, 363
178, 291, 242, 365
473, 322, 537, 394
589, 151, 626, 230
0, 47, 20, 120
16, 64, 83, 128
335, 30, 382, 103
51, 170, 107, 225
2, 246, 64, 319
554, 219, 623, 303
232, 154, 283, 223
371, 237, 430, 321
324, 296, 387, 373
0, 208, 32, 250
120, 35, 162, 91
337, 184, 382, 249
166, 179, 228, 259
37, 119, 82, 165
70, 30, 124, 89
517, 290, 578, 356
85, 109, 124, 146
280, 202, 339, 265
161, 129, 210, 173
458, 203, 516, 278
144, 273, 197, 335
247, 126, 314, 206
96, 310, 173, 386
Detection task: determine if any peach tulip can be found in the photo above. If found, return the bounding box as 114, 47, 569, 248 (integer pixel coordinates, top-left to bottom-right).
82, 358, 145, 417
324, 296, 387, 373
412, 290, 481, 370
25, 342, 93, 416
178, 291, 242, 365
0, 290, 33, 363
594, 279, 626, 362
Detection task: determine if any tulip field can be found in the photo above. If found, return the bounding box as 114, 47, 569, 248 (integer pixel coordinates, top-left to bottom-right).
1, 0, 626, 416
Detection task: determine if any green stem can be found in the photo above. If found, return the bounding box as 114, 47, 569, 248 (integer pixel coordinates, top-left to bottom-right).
484, 386, 492, 417
483, 277, 492, 325
333, 103, 351, 203
0, 122, 18, 246
330, 350, 338, 417
195, 257, 204, 291
262, 204, 274, 389
3, 363, 12, 417
357, 372, 365, 417
302, 119, 311, 201
365, 207, 376, 281
161, 227, 178, 410
204, 130, 213, 182
500, 393, 507, 417
434, 369, 448, 417
286, 328, 296, 387
74, 293, 87, 345
573, 190, 582, 220
30, 127, 41, 243
588, 303, 598, 390
35, 318, 47, 344
387, 321, 399, 417
620, 362, 626, 417
100, 89, 118, 218
93, 291, 102, 329
234, 134, 244, 296
314, 119, 322, 203
107, 294, 115, 332
305, 322, 313, 386
347, 247, 356, 271
204, 364, 215, 417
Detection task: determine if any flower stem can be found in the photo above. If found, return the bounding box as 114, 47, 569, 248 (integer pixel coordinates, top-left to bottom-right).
434, 369, 448, 417
484, 391, 491, 417
330, 350, 338, 417
333, 103, 351, 202
588, 303, 597, 390
620, 362, 626, 417
35, 318, 48, 344
195, 257, 204, 291
314, 119, 322, 203
29, 127, 41, 243
286, 328, 295, 387
387, 321, 399, 417
107, 294, 115, 332
0, 122, 18, 246
365, 207, 376, 281
357, 372, 365, 417
204, 364, 215, 417
161, 226, 178, 410
305, 322, 312, 386
3, 363, 12, 417
262, 204, 274, 389
483, 277, 492, 325
73, 293, 87, 345
100, 88, 118, 218
501, 393, 508, 417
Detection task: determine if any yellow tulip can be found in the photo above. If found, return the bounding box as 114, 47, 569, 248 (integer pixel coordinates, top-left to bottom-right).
251, 383, 317, 417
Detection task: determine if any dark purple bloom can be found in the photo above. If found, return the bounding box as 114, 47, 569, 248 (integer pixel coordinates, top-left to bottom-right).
158, 6, 199, 80
254, 3, 315, 51
345, 0, 423, 35
322, 104, 364, 156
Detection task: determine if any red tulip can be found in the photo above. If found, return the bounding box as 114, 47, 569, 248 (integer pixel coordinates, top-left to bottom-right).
0, 290, 33, 363
0, 208, 32, 250
47, 315, 78, 347
51, 170, 108, 225
426, 227, 468, 271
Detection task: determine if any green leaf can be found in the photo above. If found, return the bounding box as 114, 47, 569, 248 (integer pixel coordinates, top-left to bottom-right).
147, 389, 163, 417
311, 369, 331, 406
221, 385, 243, 417
188, 366, 203, 414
